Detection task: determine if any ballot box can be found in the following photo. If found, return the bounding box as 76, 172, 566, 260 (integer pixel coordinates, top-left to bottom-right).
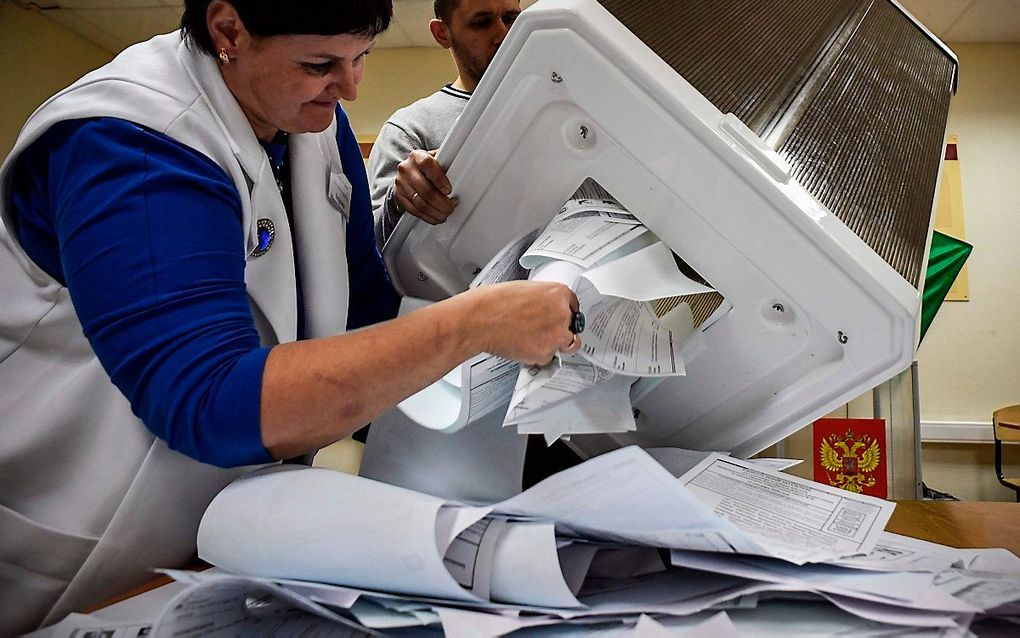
361, 0, 958, 502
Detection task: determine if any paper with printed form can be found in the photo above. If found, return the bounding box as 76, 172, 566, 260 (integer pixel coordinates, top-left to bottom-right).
396, 352, 519, 434
935, 568, 1020, 612
576, 277, 694, 377
668, 551, 944, 608
151, 572, 365, 637
503, 357, 626, 426
390, 178, 721, 442
572, 242, 715, 377
518, 199, 714, 380
646, 447, 803, 478
511, 377, 637, 445
494, 446, 760, 554
500, 190, 718, 439
499, 257, 638, 441
519, 197, 648, 271
678, 454, 895, 564
830, 532, 963, 574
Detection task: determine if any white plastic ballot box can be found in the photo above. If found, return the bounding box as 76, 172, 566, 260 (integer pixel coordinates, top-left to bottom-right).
360, 0, 957, 502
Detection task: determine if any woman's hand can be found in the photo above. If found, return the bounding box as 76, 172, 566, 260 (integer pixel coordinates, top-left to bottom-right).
458, 281, 582, 365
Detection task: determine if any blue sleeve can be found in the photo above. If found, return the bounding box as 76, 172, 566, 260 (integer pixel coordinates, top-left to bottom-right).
11, 118, 273, 467
335, 106, 401, 330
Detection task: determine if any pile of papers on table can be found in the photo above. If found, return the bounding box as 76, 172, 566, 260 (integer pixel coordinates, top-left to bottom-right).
141, 447, 1020, 636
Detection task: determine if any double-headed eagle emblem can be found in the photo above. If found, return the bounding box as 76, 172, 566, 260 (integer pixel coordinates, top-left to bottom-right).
819, 430, 881, 493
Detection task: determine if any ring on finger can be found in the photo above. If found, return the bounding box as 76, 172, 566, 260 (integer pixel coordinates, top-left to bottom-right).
561, 333, 580, 354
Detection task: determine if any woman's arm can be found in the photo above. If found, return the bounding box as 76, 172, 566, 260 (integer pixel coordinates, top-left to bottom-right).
261, 280, 576, 459
13, 117, 577, 466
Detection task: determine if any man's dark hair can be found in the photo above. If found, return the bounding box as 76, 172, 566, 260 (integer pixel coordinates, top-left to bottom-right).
182, 0, 392, 56
433, 0, 459, 23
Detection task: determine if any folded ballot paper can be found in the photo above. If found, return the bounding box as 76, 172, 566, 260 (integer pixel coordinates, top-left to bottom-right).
395, 180, 720, 442
130, 446, 1020, 636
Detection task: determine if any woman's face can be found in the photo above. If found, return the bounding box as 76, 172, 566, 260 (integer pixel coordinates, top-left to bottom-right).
223, 32, 374, 142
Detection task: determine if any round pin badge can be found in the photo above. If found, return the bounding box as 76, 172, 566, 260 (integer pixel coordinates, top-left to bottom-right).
251, 218, 275, 258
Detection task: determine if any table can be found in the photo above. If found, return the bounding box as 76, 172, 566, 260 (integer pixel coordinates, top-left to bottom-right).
885, 500, 1020, 555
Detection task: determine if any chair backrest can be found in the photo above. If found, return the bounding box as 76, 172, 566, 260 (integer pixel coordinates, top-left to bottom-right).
993, 405, 1020, 442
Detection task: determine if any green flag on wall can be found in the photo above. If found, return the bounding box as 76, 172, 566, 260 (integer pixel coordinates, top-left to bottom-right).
920, 230, 973, 342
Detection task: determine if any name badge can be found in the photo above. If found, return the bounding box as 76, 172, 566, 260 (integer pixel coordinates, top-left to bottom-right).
328, 169, 353, 221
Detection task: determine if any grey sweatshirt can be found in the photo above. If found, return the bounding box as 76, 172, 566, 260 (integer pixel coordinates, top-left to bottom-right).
367, 84, 471, 250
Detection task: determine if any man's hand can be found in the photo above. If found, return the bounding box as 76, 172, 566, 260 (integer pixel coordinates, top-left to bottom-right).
393, 149, 458, 224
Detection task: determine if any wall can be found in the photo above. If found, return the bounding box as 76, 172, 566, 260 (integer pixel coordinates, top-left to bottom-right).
343, 48, 458, 140
923, 442, 1020, 502
0, 2, 113, 160
0, 3, 454, 157
916, 43, 1020, 426
914, 44, 1020, 501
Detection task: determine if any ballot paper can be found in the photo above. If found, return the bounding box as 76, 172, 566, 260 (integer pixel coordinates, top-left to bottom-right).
502, 357, 635, 439
678, 454, 895, 563
200, 445, 899, 614
397, 352, 519, 433
658, 598, 973, 637
527, 240, 715, 379
494, 446, 758, 553
504, 243, 716, 440
646, 447, 803, 478
389, 178, 719, 444
935, 568, 1020, 612
575, 277, 695, 376
499, 182, 719, 438
667, 551, 959, 612
151, 572, 365, 636
22, 615, 156, 638
519, 196, 649, 271
830, 531, 965, 574
579, 241, 715, 302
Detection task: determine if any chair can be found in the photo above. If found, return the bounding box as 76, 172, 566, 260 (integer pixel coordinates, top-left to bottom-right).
993, 405, 1020, 501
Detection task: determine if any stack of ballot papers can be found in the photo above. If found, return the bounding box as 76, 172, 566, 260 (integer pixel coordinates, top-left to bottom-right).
39, 446, 1020, 637
395, 180, 722, 444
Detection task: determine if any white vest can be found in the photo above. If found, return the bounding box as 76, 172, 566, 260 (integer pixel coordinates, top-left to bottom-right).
0, 33, 352, 633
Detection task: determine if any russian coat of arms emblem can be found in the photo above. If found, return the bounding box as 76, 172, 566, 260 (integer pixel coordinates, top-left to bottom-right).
818, 429, 881, 493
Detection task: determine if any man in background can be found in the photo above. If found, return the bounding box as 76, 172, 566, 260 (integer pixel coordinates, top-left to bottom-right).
367, 0, 521, 248
367, 0, 582, 487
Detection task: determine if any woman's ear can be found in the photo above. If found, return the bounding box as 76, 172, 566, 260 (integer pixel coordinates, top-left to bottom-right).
207, 0, 243, 54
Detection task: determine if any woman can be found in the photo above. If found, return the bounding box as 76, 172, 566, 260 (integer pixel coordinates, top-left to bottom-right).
0, 0, 580, 632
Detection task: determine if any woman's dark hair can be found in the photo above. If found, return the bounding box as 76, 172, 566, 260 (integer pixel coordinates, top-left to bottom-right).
181, 0, 392, 55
